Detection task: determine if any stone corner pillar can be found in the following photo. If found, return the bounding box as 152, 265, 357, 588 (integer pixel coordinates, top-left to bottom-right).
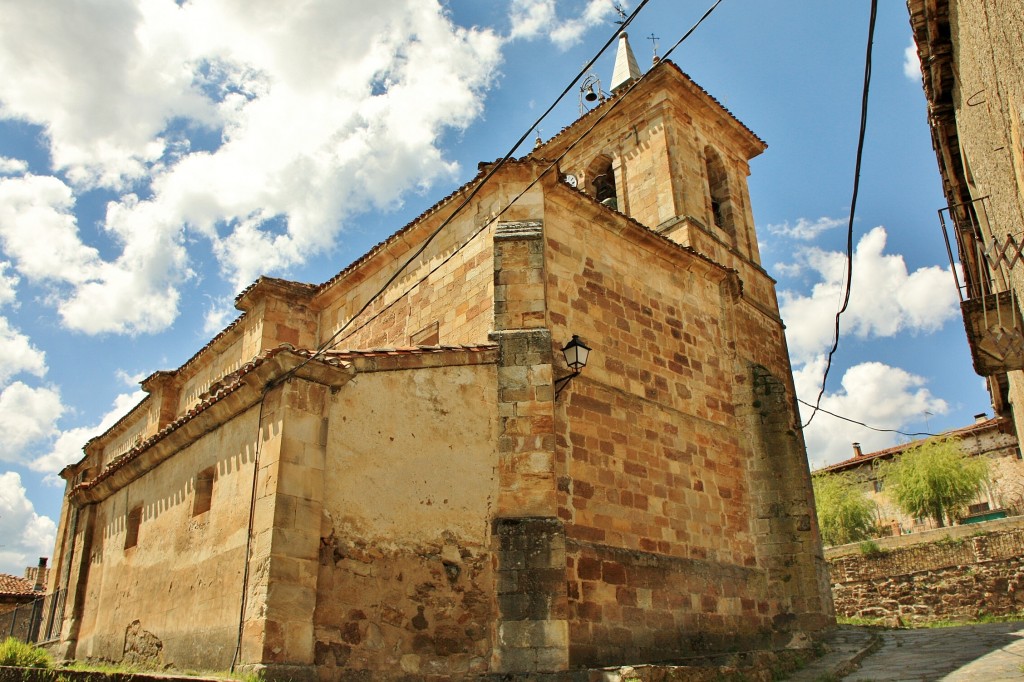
238, 377, 328, 682
744, 363, 836, 637
489, 219, 569, 673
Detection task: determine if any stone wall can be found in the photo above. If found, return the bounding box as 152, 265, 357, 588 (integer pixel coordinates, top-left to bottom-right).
827, 517, 1024, 622
315, 361, 499, 680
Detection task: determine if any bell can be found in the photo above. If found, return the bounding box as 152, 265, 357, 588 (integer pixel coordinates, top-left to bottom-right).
584, 84, 598, 102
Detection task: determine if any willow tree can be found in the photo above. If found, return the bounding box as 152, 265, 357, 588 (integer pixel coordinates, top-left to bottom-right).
879, 438, 988, 527
812, 472, 876, 546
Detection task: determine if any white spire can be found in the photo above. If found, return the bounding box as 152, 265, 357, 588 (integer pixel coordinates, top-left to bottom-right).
610, 31, 642, 93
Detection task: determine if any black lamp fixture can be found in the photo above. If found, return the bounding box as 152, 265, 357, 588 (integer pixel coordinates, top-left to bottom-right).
555, 335, 592, 398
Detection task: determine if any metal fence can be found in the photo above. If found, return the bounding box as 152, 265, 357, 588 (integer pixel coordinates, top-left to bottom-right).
0, 589, 65, 644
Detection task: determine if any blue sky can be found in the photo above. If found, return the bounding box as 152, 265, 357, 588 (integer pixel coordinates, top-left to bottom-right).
0, 0, 988, 575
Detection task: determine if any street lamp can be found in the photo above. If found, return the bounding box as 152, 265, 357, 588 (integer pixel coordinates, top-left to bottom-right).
555, 335, 592, 398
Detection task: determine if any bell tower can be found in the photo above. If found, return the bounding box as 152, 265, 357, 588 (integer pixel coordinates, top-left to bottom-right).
531, 33, 768, 278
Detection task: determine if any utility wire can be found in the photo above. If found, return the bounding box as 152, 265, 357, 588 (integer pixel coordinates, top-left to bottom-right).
797, 398, 940, 439
325, 0, 727, 351
268, 0, 654, 388
802, 0, 878, 429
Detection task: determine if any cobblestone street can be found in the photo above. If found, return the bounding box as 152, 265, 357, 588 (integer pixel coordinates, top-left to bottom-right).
785, 622, 1024, 681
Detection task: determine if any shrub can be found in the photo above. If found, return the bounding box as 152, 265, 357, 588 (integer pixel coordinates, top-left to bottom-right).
0, 637, 52, 668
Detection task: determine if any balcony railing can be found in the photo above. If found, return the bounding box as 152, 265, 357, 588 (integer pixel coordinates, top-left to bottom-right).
939, 197, 1024, 375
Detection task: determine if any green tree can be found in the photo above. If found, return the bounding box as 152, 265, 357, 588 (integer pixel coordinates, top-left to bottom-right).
879, 438, 988, 527
812, 472, 877, 546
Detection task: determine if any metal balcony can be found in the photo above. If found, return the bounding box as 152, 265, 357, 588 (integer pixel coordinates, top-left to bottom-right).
939, 197, 1024, 375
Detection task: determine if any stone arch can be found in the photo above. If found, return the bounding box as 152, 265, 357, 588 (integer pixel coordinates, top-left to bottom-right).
704, 145, 735, 240
586, 155, 618, 210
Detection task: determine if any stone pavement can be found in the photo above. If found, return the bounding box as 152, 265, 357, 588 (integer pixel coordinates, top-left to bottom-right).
782, 621, 1024, 681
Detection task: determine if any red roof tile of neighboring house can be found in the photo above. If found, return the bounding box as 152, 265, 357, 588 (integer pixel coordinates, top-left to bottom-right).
815, 416, 1012, 474
0, 574, 36, 596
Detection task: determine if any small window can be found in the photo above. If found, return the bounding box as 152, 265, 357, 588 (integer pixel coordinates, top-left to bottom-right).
968, 501, 991, 514
873, 480, 883, 493
193, 467, 215, 517
125, 506, 142, 550
410, 321, 439, 346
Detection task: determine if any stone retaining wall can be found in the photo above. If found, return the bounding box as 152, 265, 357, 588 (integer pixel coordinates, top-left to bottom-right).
826, 517, 1024, 621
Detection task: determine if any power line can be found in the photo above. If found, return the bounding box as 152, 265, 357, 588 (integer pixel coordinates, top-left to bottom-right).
325, 1, 728, 351
802, 0, 878, 429
797, 398, 940, 439
270, 0, 655, 386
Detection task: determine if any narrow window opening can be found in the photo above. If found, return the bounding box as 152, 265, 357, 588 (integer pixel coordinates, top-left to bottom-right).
193, 467, 215, 517
586, 156, 617, 210
704, 146, 734, 238
125, 506, 142, 550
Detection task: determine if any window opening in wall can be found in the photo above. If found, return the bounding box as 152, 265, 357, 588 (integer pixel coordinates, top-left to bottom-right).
704, 145, 734, 237
125, 506, 142, 549
586, 156, 617, 210
968, 501, 991, 514
873, 479, 883, 493
410, 321, 439, 346
193, 467, 215, 517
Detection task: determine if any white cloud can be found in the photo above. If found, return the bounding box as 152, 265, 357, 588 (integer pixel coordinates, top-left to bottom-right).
0, 317, 47, 385
508, 0, 556, 41
508, 0, 619, 49
0, 157, 27, 176
767, 216, 845, 241
903, 38, 922, 82
796, 358, 949, 468
0, 471, 57, 576
0, 0, 503, 333
0, 174, 188, 334
0, 382, 63, 456
31, 387, 147, 475
202, 297, 236, 336
779, 226, 958, 363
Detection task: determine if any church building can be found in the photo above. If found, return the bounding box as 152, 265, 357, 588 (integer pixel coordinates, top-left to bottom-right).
45, 34, 833, 680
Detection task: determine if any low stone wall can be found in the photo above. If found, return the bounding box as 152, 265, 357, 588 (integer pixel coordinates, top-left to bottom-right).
826, 516, 1024, 622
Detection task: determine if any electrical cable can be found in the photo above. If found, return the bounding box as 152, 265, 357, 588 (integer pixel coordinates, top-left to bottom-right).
797, 398, 940, 438
324, 0, 727, 351
268, 0, 654, 387
801, 0, 878, 429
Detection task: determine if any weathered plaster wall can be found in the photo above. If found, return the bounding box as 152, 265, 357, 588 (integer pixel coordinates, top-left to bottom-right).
71, 405, 261, 671
314, 363, 499, 679
827, 517, 1024, 622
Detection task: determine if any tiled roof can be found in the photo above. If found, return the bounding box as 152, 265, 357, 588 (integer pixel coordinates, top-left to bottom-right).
312, 163, 503, 296
815, 417, 1011, 473
0, 574, 35, 596
530, 59, 765, 157
322, 344, 498, 359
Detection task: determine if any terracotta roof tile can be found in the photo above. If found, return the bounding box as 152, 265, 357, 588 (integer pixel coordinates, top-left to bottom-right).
321, 344, 498, 359
0, 574, 35, 596
529, 59, 765, 157
815, 417, 1011, 473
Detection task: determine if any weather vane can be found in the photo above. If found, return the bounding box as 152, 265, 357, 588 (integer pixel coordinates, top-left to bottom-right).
612, 2, 627, 25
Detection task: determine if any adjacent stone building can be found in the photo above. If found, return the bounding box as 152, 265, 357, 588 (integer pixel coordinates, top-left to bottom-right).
814, 414, 1024, 535
45, 36, 833, 680
908, 0, 1024, 437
